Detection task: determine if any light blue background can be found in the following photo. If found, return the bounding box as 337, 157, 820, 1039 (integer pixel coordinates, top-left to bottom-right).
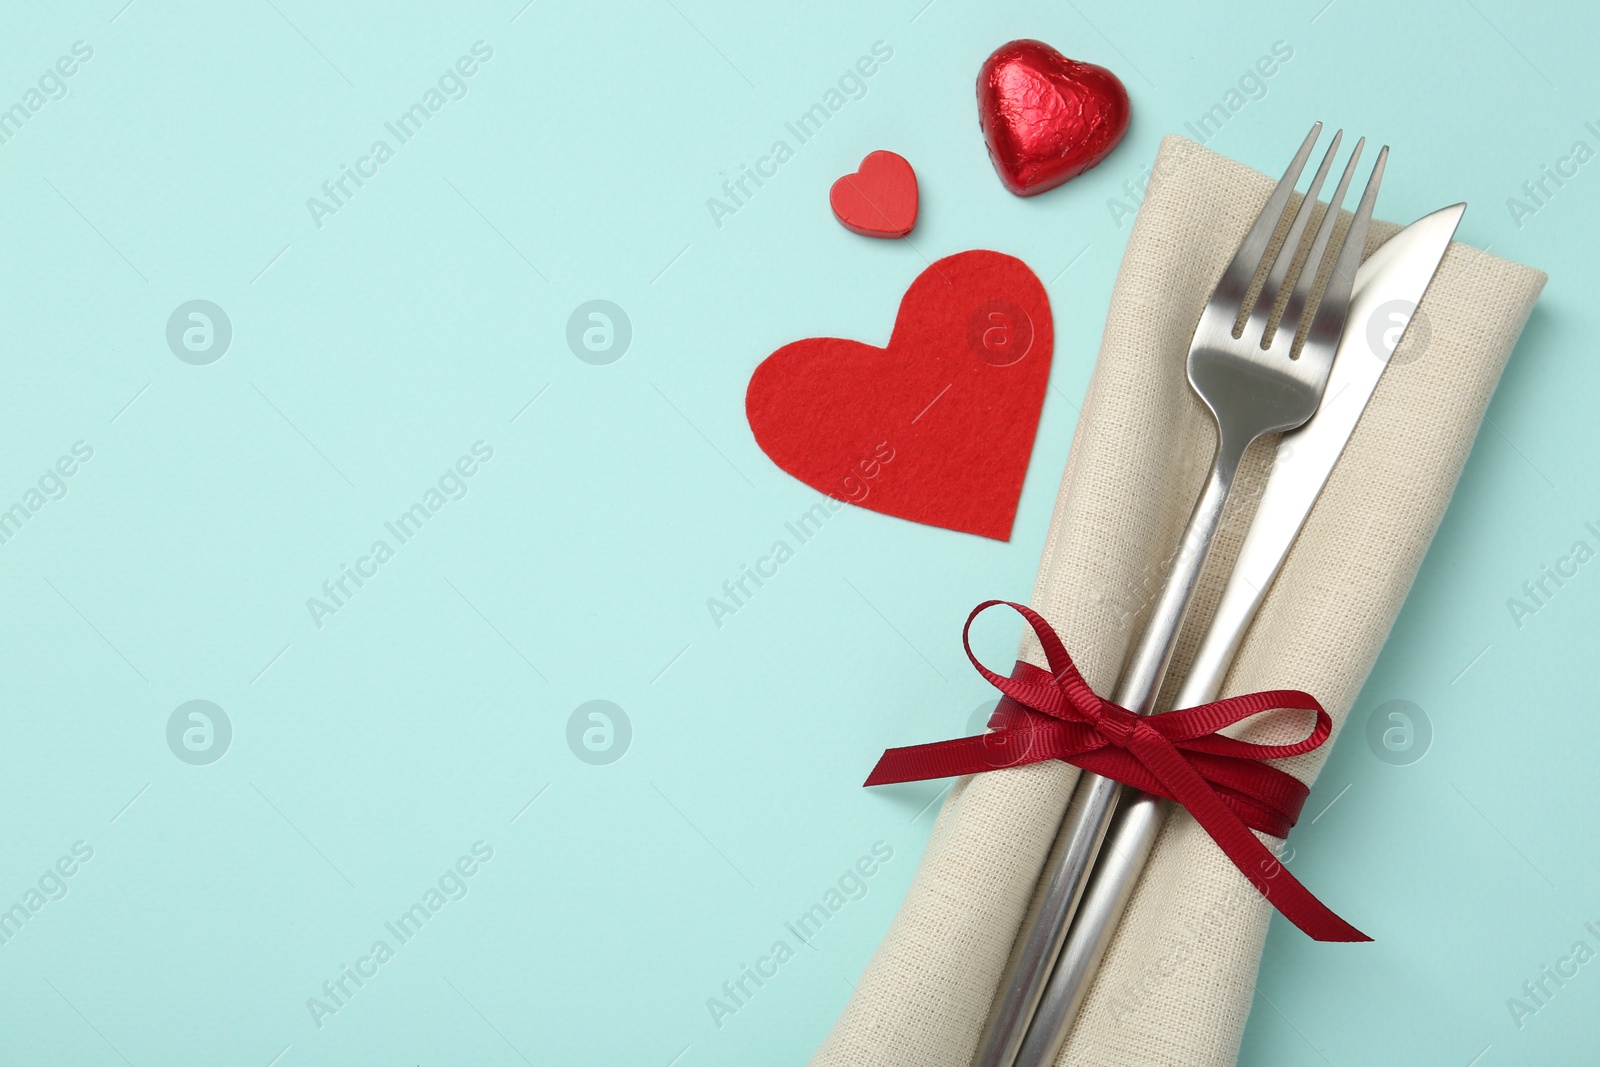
0, 0, 1591, 1064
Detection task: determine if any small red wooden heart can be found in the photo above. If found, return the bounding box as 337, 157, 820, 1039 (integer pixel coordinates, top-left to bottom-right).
746, 250, 1052, 540
829, 151, 918, 238
977, 39, 1131, 197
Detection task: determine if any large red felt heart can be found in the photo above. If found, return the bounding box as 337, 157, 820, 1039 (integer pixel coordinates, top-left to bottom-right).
746, 250, 1052, 540
977, 39, 1131, 197
829, 150, 918, 238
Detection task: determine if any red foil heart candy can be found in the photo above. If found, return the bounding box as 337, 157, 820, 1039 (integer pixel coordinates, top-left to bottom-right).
977, 39, 1131, 196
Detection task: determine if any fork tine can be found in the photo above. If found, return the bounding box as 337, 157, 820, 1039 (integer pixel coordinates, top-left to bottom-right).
1276, 136, 1366, 349
1247, 130, 1342, 343
1213, 123, 1322, 307
1302, 144, 1388, 356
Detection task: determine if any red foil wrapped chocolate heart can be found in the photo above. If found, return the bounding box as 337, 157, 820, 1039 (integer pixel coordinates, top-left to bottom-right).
977, 39, 1131, 197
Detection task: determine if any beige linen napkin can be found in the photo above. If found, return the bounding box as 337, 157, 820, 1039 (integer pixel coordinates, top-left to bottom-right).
812, 135, 1546, 1067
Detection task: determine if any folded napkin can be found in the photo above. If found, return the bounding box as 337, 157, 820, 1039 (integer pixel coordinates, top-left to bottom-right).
812, 135, 1546, 1067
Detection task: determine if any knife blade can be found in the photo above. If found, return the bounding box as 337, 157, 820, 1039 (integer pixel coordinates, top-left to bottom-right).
1010, 202, 1467, 1067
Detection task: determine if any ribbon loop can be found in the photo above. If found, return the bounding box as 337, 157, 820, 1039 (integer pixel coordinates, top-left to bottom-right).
867, 601, 1368, 943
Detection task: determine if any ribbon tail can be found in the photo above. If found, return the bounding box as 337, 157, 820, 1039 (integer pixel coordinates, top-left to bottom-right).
1133, 729, 1370, 943
864, 729, 1065, 786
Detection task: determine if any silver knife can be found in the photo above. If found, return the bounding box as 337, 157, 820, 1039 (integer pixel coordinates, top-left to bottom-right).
1010, 202, 1466, 1067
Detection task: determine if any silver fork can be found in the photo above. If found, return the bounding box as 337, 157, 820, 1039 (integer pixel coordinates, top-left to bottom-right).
973, 123, 1387, 1067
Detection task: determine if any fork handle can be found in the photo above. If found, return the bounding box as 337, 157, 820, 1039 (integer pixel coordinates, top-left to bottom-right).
1015, 435, 1298, 1063
971, 427, 1251, 1067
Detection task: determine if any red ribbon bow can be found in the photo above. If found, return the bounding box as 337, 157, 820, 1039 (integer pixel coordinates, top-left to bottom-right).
866, 601, 1369, 943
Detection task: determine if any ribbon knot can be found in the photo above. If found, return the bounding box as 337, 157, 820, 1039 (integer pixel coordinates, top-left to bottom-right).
1089, 702, 1139, 746
865, 600, 1369, 943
